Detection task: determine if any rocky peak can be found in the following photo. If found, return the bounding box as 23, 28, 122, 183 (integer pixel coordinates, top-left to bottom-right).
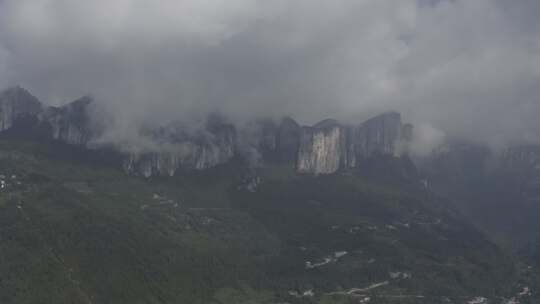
499, 145, 540, 202
297, 112, 409, 175
297, 120, 348, 175
0, 86, 415, 178
0, 86, 95, 145
239, 118, 278, 159
123, 116, 237, 177
276, 117, 301, 162
313, 118, 341, 129
41, 96, 93, 146
0, 86, 43, 131
501, 145, 540, 171
355, 111, 403, 156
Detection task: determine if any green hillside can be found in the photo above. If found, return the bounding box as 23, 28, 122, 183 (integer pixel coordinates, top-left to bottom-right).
0, 139, 534, 304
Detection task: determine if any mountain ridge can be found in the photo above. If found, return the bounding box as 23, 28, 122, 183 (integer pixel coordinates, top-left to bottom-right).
0, 86, 537, 303
0, 86, 413, 177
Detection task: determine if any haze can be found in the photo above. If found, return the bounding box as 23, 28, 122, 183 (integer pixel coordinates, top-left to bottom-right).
0, 0, 539, 148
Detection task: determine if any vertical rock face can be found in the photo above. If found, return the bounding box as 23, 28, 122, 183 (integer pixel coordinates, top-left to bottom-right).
401, 123, 414, 142
239, 119, 278, 163
297, 121, 347, 174
123, 144, 216, 178
420, 142, 491, 187
501, 145, 540, 170
123, 120, 237, 177
499, 145, 540, 201
0, 86, 42, 131
296, 113, 408, 174
205, 115, 237, 168
353, 111, 403, 158
258, 120, 278, 153
0, 87, 94, 145
277, 117, 301, 162
0, 86, 414, 177
41, 96, 93, 146
238, 117, 301, 166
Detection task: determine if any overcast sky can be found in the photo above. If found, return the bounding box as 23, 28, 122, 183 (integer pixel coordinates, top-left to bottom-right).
0, 0, 539, 147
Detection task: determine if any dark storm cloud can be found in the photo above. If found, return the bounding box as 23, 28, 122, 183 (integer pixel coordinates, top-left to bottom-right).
0, 0, 539, 149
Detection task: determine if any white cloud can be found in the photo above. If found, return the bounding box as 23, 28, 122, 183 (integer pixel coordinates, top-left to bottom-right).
0, 0, 539, 146
409, 123, 446, 157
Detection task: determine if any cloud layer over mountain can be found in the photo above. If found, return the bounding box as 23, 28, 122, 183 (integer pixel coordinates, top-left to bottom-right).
0, 0, 539, 147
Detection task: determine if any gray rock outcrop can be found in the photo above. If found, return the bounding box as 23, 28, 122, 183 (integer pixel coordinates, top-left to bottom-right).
123, 120, 236, 177
499, 145, 540, 200
0, 86, 414, 177
276, 117, 301, 162
41, 96, 92, 145
352, 111, 403, 157
0, 86, 42, 131
238, 119, 278, 166
297, 120, 348, 174
296, 112, 409, 174
501, 145, 540, 171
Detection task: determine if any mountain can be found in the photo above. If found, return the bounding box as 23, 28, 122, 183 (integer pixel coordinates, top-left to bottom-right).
0, 138, 532, 304
277, 117, 301, 162
417, 141, 540, 252
0, 86, 42, 131
122, 119, 237, 177
0, 86, 537, 303
501, 145, 540, 202
40, 96, 93, 146
297, 112, 410, 174
0, 87, 412, 178
128, 112, 411, 177
297, 119, 347, 174
0, 87, 92, 144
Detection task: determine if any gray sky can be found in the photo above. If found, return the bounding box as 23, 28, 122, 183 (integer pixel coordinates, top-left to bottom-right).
0, 0, 539, 147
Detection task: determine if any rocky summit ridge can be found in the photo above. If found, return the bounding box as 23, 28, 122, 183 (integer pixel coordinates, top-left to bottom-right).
0, 86, 413, 177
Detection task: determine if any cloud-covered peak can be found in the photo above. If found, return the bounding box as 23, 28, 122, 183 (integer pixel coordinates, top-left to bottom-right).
0, 0, 539, 147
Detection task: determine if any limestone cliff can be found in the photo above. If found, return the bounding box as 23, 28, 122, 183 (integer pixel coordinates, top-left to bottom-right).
500, 145, 540, 201
297, 121, 347, 174
352, 112, 403, 158
276, 117, 301, 162
238, 117, 302, 166
41, 96, 93, 146
0, 86, 414, 177
123, 120, 236, 177
0, 86, 42, 131
238, 119, 278, 165
296, 112, 408, 174
501, 145, 540, 170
